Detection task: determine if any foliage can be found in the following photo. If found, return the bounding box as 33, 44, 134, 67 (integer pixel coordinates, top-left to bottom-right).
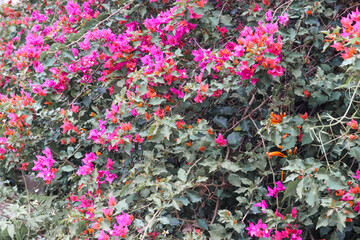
1, 0, 360, 239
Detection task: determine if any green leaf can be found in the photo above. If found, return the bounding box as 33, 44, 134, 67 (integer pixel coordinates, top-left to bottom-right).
213, 116, 228, 128
74, 152, 83, 159
283, 179, 300, 200
296, 178, 304, 199
187, 190, 201, 203
349, 147, 360, 160
114, 199, 128, 212
61, 165, 75, 172
336, 211, 346, 232
161, 125, 171, 140
228, 174, 241, 187
178, 169, 187, 182
282, 136, 296, 150
159, 216, 170, 225
7, 224, 14, 239
221, 160, 240, 172
227, 132, 242, 149
197, 219, 209, 230
84, 19, 98, 30
220, 15, 232, 26
292, 64, 302, 78
316, 215, 329, 229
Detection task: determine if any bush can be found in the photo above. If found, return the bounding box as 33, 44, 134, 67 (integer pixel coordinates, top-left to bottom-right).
1, 0, 360, 239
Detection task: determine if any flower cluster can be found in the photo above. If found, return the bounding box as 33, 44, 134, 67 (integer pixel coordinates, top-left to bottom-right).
32, 147, 57, 184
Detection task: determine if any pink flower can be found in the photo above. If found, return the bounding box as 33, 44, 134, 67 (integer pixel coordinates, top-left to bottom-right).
216, 26, 228, 37
265, 10, 273, 22
98, 230, 110, 240
133, 133, 144, 143
170, 86, 184, 98
32, 147, 56, 184
108, 195, 117, 207
354, 201, 360, 213
61, 120, 74, 134
245, 219, 272, 237
109, 85, 114, 95
106, 158, 114, 170
194, 90, 206, 103
268, 65, 284, 78
278, 12, 289, 26
102, 207, 114, 217
195, 73, 203, 83
341, 193, 354, 201
154, 106, 165, 119
79, 37, 90, 50
252, 3, 261, 12
275, 209, 285, 219
267, 181, 286, 197
70, 104, 79, 113
347, 119, 358, 130
291, 207, 297, 218
72, 48, 78, 57
131, 108, 139, 116
211, 89, 223, 98
215, 133, 227, 146
254, 200, 268, 213
251, 78, 259, 85
353, 169, 360, 181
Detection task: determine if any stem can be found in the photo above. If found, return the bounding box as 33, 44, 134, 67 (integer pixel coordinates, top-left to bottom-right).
21, 170, 31, 240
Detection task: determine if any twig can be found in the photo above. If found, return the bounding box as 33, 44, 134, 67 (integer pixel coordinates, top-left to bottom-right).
210, 197, 220, 224
210, 174, 225, 224
21, 170, 31, 240
187, 157, 203, 175
226, 96, 272, 133
140, 208, 163, 240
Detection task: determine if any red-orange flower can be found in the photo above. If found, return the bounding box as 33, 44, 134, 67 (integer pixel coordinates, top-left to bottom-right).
265, 151, 287, 159
303, 90, 311, 98
335, 189, 345, 196
270, 112, 286, 125
300, 112, 308, 121
349, 134, 358, 141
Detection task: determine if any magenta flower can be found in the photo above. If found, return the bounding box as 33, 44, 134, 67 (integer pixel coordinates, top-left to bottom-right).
254, 200, 268, 213
291, 207, 297, 218
354, 201, 360, 213
79, 37, 90, 50
278, 12, 289, 26
245, 219, 272, 238
275, 209, 285, 219
106, 158, 114, 170
353, 169, 360, 181
341, 193, 354, 201
194, 90, 206, 103
268, 65, 284, 78
265, 10, 273, 22
72, 48, 78, 57
32, 147, 56, 184
215, 133, 227, 146
170, 86, 184, 98
98, 230, 110, 240
267, 181, 286, 197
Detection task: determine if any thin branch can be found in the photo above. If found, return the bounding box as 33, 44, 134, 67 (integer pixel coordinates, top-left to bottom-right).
140, 208, 163, 240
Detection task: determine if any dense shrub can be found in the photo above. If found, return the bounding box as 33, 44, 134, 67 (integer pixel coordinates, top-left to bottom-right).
1, 0, 360, 239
